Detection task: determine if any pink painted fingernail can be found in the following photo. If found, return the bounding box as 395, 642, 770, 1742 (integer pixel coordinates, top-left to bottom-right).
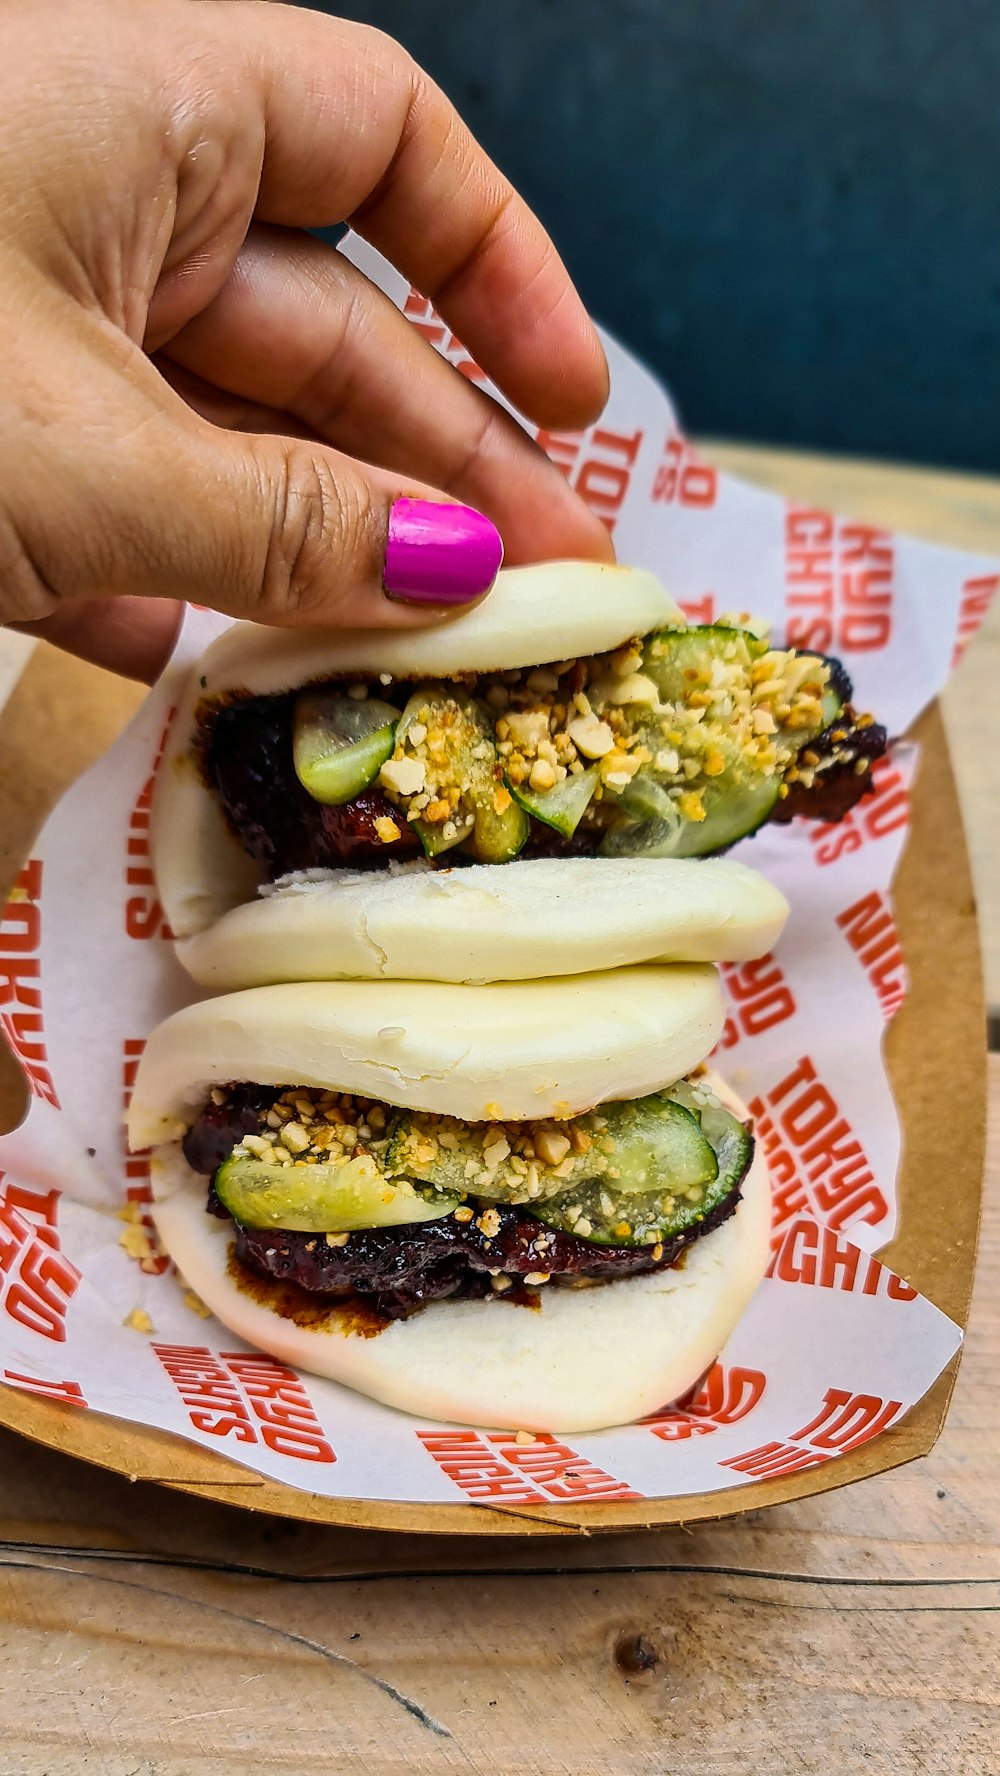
383, 498, 503, 604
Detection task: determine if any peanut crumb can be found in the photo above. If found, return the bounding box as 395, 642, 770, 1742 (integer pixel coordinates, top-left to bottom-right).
119, 1224, 154, 1262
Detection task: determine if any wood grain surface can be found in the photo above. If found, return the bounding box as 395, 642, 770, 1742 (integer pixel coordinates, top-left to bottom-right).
0, 1061, 993, 1774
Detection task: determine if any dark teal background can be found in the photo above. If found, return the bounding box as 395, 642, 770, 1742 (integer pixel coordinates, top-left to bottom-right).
299, 1, 999, 472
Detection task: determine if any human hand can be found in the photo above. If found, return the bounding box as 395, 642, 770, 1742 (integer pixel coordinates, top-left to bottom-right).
0, 0, 612, 680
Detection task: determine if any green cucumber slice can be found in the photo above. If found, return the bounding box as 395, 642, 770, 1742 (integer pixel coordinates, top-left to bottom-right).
599, 766, 780, 858
508, 765, 600, 837
413, 816, 469, 861
469, 794, 531, 863
395, 688, 529, 863
641, 625, 763, 702
214, 1151, 459, 1233
820, 683, 843, 728
534, 1086, 752, 1248
384, 1093, 716, 1206
668, 1081, 754, 1193
293, 691, 400, 806
619, 772, 677, 822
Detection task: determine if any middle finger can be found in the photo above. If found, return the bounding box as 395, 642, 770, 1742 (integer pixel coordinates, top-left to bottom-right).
162, 226, 614, 568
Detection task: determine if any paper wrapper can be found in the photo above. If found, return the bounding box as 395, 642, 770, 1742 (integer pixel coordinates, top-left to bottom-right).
0, 232, 992, 1513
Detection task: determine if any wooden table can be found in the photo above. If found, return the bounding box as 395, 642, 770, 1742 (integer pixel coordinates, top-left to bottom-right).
0, 448, 997, 1772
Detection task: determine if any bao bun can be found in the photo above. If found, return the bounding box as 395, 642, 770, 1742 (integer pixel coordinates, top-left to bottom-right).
127, 965, 724, 1148
154, 562, 788, 984
149, 1072, 770, 1434
129, 972, 766, 1433
179, 857, 788, 990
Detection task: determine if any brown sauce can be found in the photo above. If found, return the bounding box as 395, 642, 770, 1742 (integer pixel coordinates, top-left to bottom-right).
227, 1249, 389, 1338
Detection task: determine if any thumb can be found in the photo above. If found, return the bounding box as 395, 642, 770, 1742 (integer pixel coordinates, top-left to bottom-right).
165, 422, 506, 628
3, 343, 504, 636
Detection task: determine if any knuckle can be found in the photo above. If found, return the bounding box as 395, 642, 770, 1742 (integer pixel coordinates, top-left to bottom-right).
258, 448, 380, 624
445, 399, 509, 494
0, 505, 62, 623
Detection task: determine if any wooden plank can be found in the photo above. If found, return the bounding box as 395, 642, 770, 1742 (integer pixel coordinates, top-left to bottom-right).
0, 1058, 994, 1772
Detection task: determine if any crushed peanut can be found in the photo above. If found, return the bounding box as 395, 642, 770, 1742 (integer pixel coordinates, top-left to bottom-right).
205, 1076, 737, 1289
379, 755, 426, 798
534, 1129, 571, 1168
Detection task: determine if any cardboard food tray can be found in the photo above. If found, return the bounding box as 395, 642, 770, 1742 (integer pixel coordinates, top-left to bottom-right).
0, 643, 985, 1535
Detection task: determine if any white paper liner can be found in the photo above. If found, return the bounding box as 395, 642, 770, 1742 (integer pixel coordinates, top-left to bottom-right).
0, 230, 990, 1506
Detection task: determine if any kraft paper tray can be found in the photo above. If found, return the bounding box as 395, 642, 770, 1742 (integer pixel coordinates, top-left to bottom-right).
0, 644, 985, 1535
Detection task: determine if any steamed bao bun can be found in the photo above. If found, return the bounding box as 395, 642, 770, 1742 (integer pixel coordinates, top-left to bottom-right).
129, 969, 772, 1433
154, 562, 789, 987
127, 966, 727, 1142
178, 856, 789, 990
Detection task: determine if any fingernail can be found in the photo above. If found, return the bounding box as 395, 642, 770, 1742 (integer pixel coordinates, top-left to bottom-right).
384, 498, 503, 604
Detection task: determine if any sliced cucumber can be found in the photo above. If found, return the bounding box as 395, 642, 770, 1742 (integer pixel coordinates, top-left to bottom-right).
668, 1080, 754, 1194
395, 688, 529, 864
414, 816, 469, 861
641, 624, 763, 703
384, 1093, 716, 1206
534, 1084, 752, 1247
587, 1094, 717, 1192
215, 1151, 459, 1233
508, 765, 600, 837
600, 766, 780, 858
820, 682, 843, 728
293, 691, 400, 806
469, 793, 531, 863
619, 772, 678, 822
817, 681, 841, 731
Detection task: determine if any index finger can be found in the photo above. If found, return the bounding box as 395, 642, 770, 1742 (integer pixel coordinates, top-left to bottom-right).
215, 2, 609, 430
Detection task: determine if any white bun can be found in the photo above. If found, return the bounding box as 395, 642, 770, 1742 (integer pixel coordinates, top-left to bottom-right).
154, 561, 683, 944
192, 561, 680, 694
149, 1074, 770, 1433
127, 965, 723, 1151
178, 856, 788, 989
